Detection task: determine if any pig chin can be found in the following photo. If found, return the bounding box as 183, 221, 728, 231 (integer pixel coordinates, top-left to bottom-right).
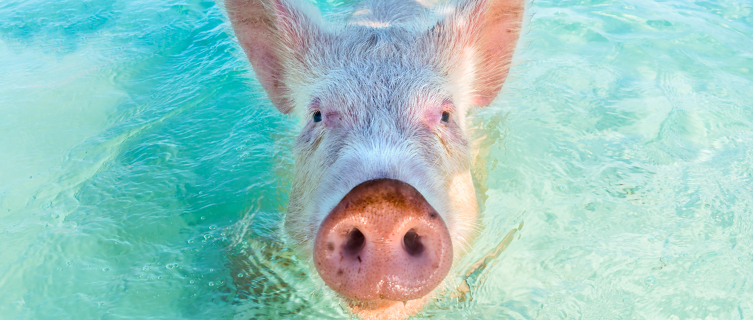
313, 179, 453, 315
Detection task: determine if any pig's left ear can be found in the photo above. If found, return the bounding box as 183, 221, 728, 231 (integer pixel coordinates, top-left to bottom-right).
226, 0, 322, 114
432, 0, 525, 106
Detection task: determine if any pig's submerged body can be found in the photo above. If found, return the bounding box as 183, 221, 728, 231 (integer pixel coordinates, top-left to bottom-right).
226, 0, 523, 318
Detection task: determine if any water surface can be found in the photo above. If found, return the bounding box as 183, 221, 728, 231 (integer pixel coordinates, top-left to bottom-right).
1, 0, 752, 318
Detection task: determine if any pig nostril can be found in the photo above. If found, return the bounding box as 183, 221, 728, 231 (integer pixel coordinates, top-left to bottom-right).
403, 229, 424, 257
343, 228, 365, 256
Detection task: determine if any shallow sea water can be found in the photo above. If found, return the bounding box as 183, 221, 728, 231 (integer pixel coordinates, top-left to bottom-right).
1, 0, 752, 318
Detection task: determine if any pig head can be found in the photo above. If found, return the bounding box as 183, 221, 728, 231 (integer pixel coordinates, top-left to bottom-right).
225, 0, 523, 317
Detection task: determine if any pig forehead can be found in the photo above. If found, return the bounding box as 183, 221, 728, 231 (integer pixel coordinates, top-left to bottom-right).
314, 59, 448, 114
329, 69, 441, 100
313, 29, 446, 102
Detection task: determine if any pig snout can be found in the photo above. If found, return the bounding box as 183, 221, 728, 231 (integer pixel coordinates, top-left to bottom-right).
313, 179, 453, 301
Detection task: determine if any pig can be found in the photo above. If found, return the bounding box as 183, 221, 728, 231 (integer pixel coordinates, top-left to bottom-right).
224, 0, 524, 318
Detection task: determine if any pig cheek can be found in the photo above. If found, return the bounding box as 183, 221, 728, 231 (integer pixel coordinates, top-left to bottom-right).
287, 130, 327, 247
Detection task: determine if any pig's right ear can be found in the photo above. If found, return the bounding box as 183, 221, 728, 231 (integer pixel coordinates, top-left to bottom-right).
226, 0, 321, 114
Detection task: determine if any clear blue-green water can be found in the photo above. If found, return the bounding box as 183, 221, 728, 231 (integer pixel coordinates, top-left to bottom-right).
1, 0, 752, 318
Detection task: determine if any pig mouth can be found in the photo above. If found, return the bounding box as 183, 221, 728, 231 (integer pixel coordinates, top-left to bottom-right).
313, 179, 453, 302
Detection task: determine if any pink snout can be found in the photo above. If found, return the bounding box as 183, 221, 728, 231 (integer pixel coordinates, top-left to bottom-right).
314, 179, 453, 302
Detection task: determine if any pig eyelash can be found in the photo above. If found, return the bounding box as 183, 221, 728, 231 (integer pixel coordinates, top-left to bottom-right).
312, 110, 322, 123
309, 97, 322, 123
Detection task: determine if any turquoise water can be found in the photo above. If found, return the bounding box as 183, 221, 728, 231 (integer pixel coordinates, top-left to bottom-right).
1, 0, 752, 318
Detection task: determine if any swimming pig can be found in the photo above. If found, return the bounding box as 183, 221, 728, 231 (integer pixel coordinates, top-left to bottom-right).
225, 0, 523, 318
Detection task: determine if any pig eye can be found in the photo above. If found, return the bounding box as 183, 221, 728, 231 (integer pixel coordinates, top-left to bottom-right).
441, 111, 450, 123
313, 111, 322, 123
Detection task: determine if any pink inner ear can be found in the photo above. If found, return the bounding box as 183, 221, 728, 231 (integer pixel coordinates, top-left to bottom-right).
227, 0, 316, 114
469, 0, 525, 106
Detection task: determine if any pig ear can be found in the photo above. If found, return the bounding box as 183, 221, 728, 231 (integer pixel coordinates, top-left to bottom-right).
434, 0, 525, 106
226, 0, 320, 114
